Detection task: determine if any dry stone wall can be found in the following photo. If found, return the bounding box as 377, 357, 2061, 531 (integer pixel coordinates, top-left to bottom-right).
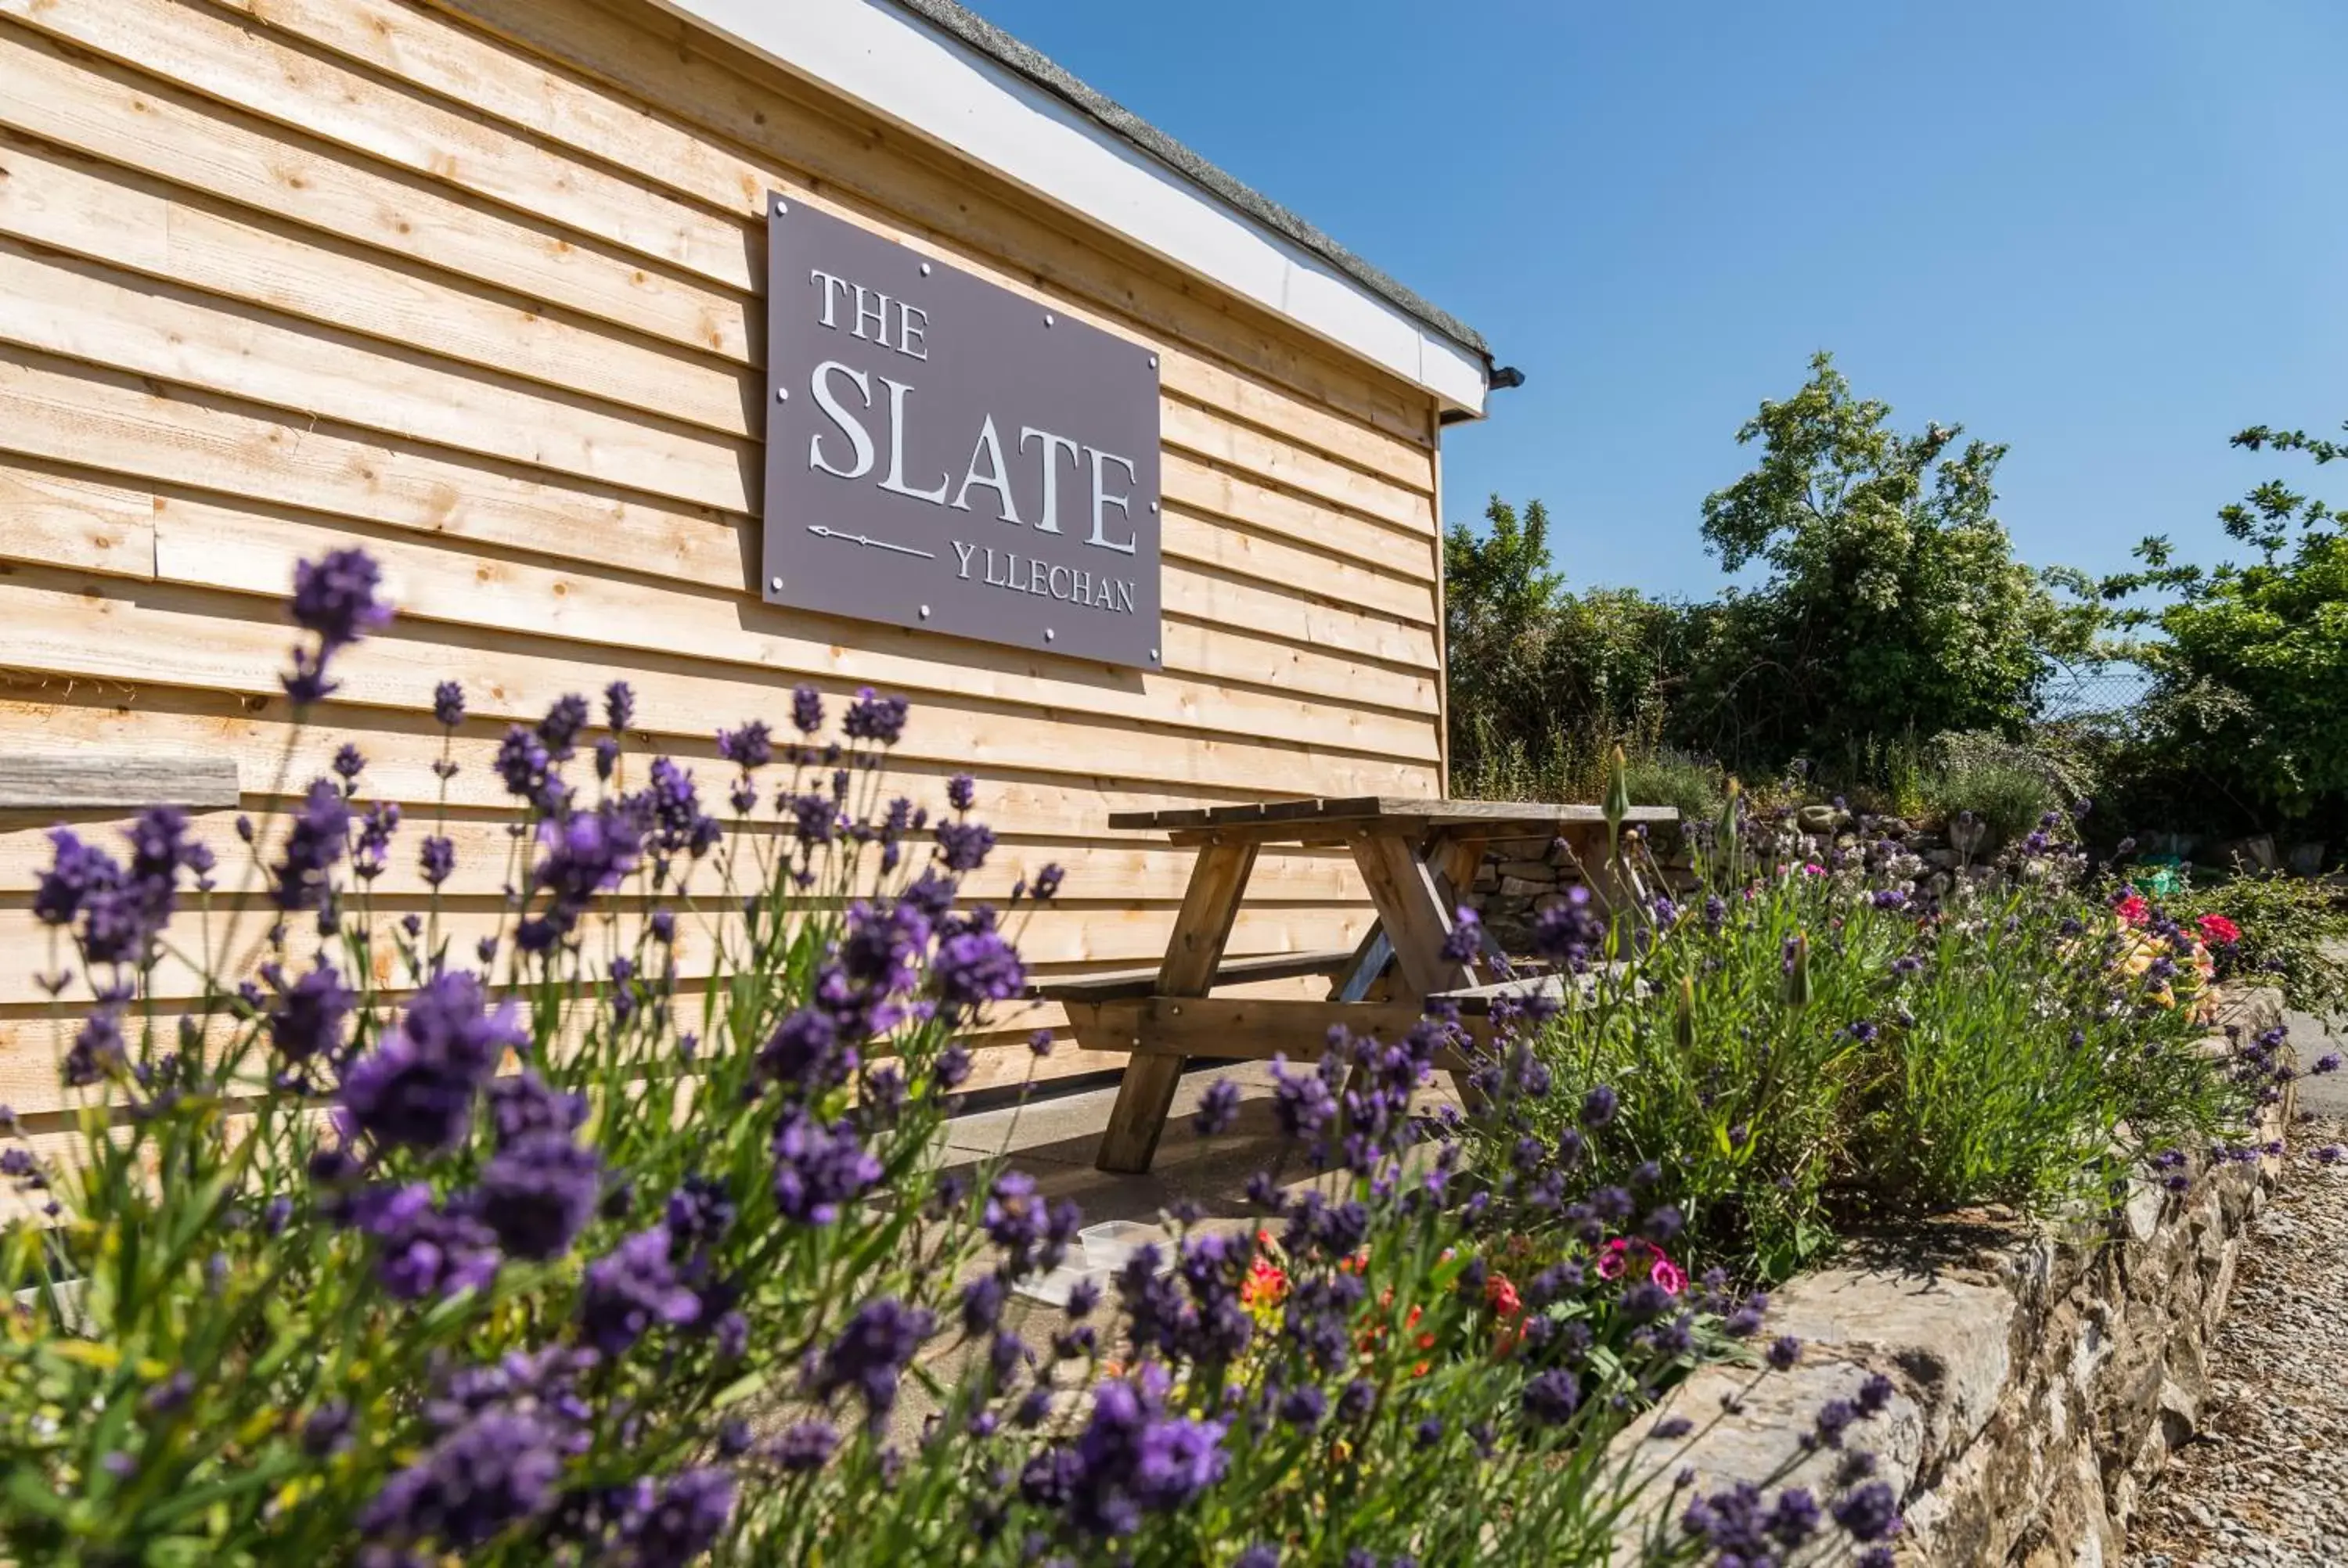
1610, 988, 2290, 1566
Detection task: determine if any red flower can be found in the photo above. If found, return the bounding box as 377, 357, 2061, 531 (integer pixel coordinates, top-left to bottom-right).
1485, 1271, 1523, 1318
2195, 913, 2242, 947
2114, 893, 2149, 926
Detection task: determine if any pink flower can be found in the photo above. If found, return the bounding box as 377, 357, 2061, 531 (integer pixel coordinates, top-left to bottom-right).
1594, 1237, 1687, 1296
2195, 913, 2242, 947
2114, 893, 2148, 926
1800, 863, 1825, 877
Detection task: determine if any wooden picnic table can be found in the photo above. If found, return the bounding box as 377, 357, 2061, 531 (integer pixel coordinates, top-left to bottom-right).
1039, 797, 1678, 1172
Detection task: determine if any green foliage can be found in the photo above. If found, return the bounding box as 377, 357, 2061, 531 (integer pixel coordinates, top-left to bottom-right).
1443, 497, 1704, 791
1685, 354, 2094, 765
1918, 731, 2070, 845
2170, 872, 2348, 1023
1442, 356, 2098, 804
1478, 848, 2254, 1282
2101, 419, 2348, 827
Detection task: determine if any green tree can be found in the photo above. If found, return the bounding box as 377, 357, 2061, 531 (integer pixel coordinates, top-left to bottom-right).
1688, 353, 2093, 766
1444, 498, 1699, 791
2103, 421, 2348, 824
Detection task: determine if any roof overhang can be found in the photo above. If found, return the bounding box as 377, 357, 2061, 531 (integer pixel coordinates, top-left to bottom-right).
645, 0, 1494, 417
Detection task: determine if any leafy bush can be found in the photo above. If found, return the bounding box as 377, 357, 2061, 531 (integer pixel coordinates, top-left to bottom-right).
1918, 732, 2069, 846
2101, 418, 2348, 834
1444, 357, 2098, 800
0, 552, 1922, 1566
2169, 872, 2348, 1023
1468, 823, 2272, 1280
1623, 750, 1729, 829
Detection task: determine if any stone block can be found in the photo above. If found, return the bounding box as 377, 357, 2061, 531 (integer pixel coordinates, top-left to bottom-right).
1599, 987, 2287, 1566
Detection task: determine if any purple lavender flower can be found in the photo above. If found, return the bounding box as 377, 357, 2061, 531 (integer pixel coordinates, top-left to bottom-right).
664, 1174, 736, 1253
290, 548, 393, 651
812, 1297, 934, 1426
789, 685, 825, 737
757, 1008, 857, 1095
1025, 1366, 1227, 1537
270, 779, 350, 913
946, 773, 977, 811
715, 721, 773, 771
529, 802, 643, 936
1521, 1368, 1581, 1425
476, 1135, 601, 1261
2314, 1052, 2342, 1075
34, 828, 119, 929
771, 1108, 880, 1225
352, 800, 399, 882
433, 680, 466, 728
341, 1183, 501, 1300
484, 1071, 585, 1149
842, 688, 908, 746
420, 834, 456, 887
337, 971, 521, 1151
580, 1226, 701, 1354
495, 726, 559, 813
632, 757, 718, 861
1193, 1077, 1243, 1137
961, 1272, 1005, 1336
1580, 1084, 1619, 1128
268, 957, 355, 1063
616, 1467, 735, 1568
984, 1171, 1081, 1276
1830, 1480, 1901, 1542
603, 680, 636, 734
1532, 885, 1605, 969
931, 917, 1025, 1016
1766, 1335, 1803, 1371
536, 693, 591, 761
332, 743, 366, 785
772, 1420, 838, 1473
1441, 905, 1484, 964
63, 1000, 128, 1088
1029, 862, 1065, 901
935, 819, 996, 872
358, 1409, 561, 1549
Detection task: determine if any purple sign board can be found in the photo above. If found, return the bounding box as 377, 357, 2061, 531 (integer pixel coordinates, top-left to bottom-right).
762, 196, 1163, 667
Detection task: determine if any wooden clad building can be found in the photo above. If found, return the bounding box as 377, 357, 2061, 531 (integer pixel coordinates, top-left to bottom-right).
0, 0, 1498, 1125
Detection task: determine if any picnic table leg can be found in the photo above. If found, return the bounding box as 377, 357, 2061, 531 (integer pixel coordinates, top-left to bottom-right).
1093, 840, 1259, 1174
1349, 833, 1485, 1109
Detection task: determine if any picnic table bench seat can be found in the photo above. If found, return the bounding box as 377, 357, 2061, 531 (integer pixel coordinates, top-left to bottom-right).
1032, 948, 1363, 1005
1067, 796, 1677, 1172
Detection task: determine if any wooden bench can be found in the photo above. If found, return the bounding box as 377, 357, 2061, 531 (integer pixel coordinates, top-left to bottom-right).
1032, 947, 1363, 1005
1064, 797, 1678, 1171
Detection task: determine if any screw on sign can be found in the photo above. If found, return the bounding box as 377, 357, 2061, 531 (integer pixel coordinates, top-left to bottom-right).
761, 197, 1163, 667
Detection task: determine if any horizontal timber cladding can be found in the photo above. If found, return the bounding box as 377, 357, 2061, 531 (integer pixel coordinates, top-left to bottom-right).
0, 0, 1452, 1116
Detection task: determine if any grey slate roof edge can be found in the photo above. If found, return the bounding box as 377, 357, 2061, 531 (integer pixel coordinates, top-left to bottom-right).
885, 0, 1492, 363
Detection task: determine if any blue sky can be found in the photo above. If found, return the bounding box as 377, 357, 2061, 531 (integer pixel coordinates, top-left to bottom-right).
967, 0, 2348, 599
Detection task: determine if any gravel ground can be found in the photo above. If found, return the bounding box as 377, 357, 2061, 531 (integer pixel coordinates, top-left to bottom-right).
2127, 1112, 2348, 1567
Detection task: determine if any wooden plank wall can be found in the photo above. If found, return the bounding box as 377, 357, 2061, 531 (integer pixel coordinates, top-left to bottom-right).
0, 0, 1449, 1126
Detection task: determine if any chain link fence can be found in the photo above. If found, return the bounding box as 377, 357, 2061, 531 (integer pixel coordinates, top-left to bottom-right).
2040, 661, 2150, 722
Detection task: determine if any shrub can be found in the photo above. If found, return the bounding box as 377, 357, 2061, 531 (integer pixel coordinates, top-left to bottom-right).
1468, 821, 2270, 1281
2169, 872, 2348, 1023
0, 552, 1917, 1566
1918, 732, 2069, 846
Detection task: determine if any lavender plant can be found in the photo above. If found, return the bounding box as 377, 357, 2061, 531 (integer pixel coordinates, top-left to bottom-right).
1473, 796, 2282, 1280
1, 552, 1912, 1567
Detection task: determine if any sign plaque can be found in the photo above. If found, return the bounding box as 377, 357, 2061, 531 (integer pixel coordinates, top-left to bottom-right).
762, 197, 1163, 667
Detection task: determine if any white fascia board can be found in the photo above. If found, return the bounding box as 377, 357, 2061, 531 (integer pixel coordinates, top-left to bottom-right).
646, 0, 1489, 415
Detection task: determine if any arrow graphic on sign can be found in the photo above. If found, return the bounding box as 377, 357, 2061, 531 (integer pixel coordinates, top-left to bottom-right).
805, 525, 938, 561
